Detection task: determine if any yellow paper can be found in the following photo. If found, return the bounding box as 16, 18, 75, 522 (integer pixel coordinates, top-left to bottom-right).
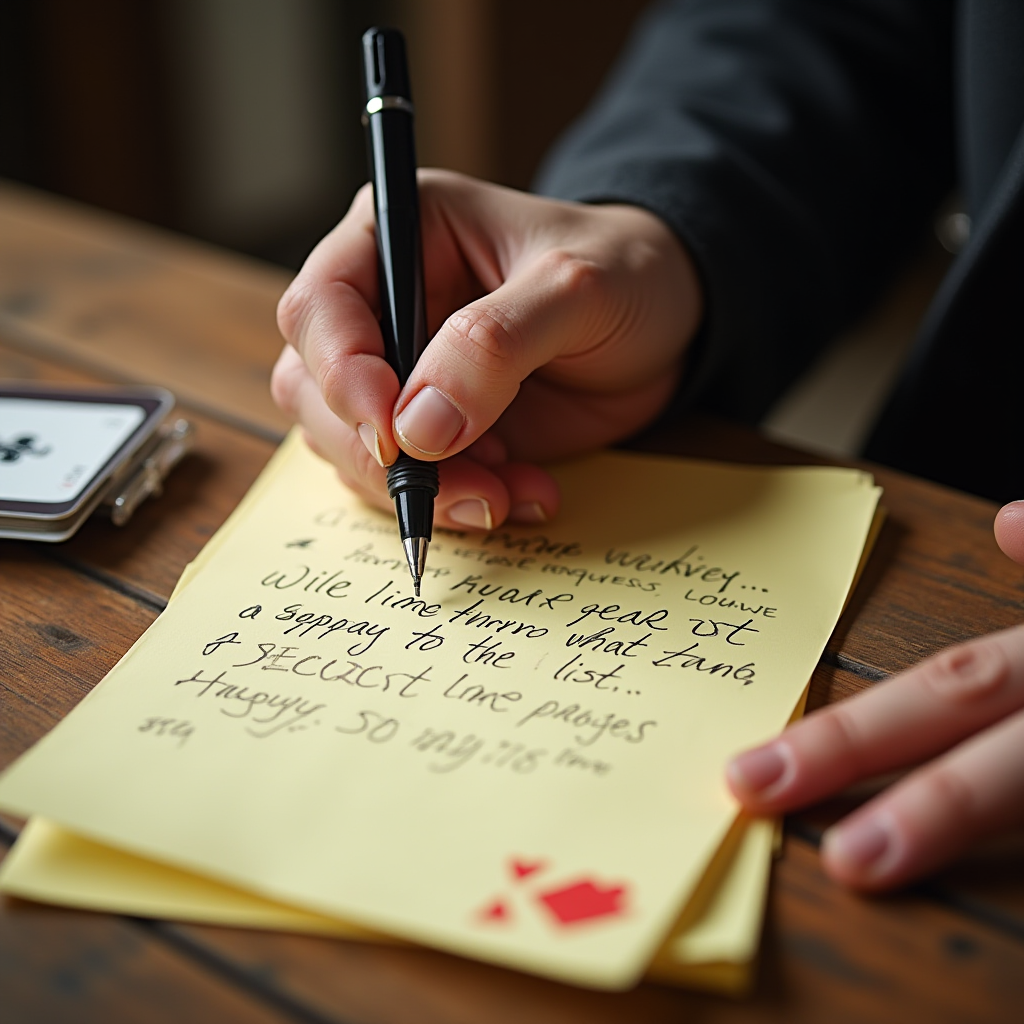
0, 813, 769, 994
5, 501, 878, 994
0, 433, 879, 988
7, 448, 832, 996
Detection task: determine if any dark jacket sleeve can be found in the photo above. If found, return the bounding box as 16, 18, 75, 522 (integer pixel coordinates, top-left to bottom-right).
535, 0, 955, 423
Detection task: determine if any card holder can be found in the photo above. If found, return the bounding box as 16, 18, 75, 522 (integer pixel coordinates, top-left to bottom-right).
0, 383, 193, 542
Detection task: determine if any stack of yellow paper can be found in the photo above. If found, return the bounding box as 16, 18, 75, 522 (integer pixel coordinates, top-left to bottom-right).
0, 433, 880, 993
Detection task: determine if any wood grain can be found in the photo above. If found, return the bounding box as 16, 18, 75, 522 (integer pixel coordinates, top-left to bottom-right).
1, 855, 296, 1024
0, 181, 292, 438
0, 553, 157, 773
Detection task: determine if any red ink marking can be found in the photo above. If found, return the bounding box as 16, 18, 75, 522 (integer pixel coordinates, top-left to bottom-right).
477, 899, 511, 923
510, 857, 546, 881
537, 880, 627, 925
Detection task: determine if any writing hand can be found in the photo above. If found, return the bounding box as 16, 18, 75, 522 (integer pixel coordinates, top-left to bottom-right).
727, 500, 1024, 890
272, 170, 701, 530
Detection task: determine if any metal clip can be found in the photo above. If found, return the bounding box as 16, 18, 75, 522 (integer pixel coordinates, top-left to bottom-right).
107, 419, 194, 526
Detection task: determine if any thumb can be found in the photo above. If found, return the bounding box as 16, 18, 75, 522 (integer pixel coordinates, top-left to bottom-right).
389, 250, 609, 460
994, 500, 1024, 565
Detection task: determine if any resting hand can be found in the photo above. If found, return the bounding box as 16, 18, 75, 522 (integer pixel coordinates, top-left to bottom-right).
272, 170, 701, 530
728, 501, 1024, 890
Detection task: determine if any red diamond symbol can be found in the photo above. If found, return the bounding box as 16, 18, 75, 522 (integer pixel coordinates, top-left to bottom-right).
537, 879, 627, 926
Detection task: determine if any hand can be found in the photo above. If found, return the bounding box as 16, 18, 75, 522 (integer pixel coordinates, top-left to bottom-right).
272, 170, 702, 530
727, 501, 1024, 891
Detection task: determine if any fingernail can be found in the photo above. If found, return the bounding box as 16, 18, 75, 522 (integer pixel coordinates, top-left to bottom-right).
823, 814, 892, 876
448, 499, 493, 530
395, 387, 465, 455
357, 423, 384, 467
509, 501, 547, 524
727, 744, 789, 796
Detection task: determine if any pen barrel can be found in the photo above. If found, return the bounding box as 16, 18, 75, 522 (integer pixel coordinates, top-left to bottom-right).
363, 30, 427, 386
362, 28, 436, 558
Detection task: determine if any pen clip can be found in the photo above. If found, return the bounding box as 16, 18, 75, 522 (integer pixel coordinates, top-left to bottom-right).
362, 27, 412, 105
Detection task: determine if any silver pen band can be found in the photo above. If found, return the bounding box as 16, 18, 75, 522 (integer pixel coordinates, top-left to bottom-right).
365, 95, 414, 116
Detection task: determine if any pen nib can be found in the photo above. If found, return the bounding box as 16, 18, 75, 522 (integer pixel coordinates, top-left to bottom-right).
403, 536, 429, 595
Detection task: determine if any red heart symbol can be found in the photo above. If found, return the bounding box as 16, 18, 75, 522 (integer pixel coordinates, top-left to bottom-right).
510, 857, 546, 881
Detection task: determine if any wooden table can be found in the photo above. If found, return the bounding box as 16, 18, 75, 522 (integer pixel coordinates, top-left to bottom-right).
1, 180, 1022, 1024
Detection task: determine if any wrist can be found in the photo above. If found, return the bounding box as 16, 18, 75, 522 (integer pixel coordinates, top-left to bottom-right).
598, 203, 705, 350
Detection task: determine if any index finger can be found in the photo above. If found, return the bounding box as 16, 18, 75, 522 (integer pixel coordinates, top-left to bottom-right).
276, 185, 403, 463
727, 625, 1024, 812
995, 500, 1024, 565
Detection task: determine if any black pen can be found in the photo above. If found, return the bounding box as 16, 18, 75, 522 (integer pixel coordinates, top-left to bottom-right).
361, 27, 438, 597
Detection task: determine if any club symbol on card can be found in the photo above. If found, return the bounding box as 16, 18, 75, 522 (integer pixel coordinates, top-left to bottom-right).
0, 434, 51, 463
474, 856, 628, 929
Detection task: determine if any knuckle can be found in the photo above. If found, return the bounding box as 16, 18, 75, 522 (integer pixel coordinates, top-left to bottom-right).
817, 706, 868, 775
916, 766, 979, 826
316, 357, 352, 417
276, 280, 315, 343
541, 248, 605, 300
921, 638, 1011, 701
445, 306, 521, 377
418, 167, 462, 193
417, 167, 447, 189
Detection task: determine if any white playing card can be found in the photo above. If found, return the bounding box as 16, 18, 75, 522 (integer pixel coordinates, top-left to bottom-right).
0, 398, 145, 505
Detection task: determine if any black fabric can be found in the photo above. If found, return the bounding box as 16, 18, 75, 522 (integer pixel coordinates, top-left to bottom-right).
863, 121, 1024, 502
958, 0, 1024, 220
536, 0, 1023, 502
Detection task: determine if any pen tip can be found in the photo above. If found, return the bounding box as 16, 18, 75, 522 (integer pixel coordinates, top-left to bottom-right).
403, 537, 429, 596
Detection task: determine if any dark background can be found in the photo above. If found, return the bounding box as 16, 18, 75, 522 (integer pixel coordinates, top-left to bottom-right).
0, 0, 652, 268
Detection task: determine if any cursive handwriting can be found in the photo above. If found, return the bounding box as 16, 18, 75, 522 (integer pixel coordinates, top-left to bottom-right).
448, 598, 549, 638
261, 565, 351, 598
275, 603, 389, 653
517, 700, 656, 747
652, 643, 756, 683
605, 545, 741, 593
174, 670, 326, 737
411, 728, 546, 775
